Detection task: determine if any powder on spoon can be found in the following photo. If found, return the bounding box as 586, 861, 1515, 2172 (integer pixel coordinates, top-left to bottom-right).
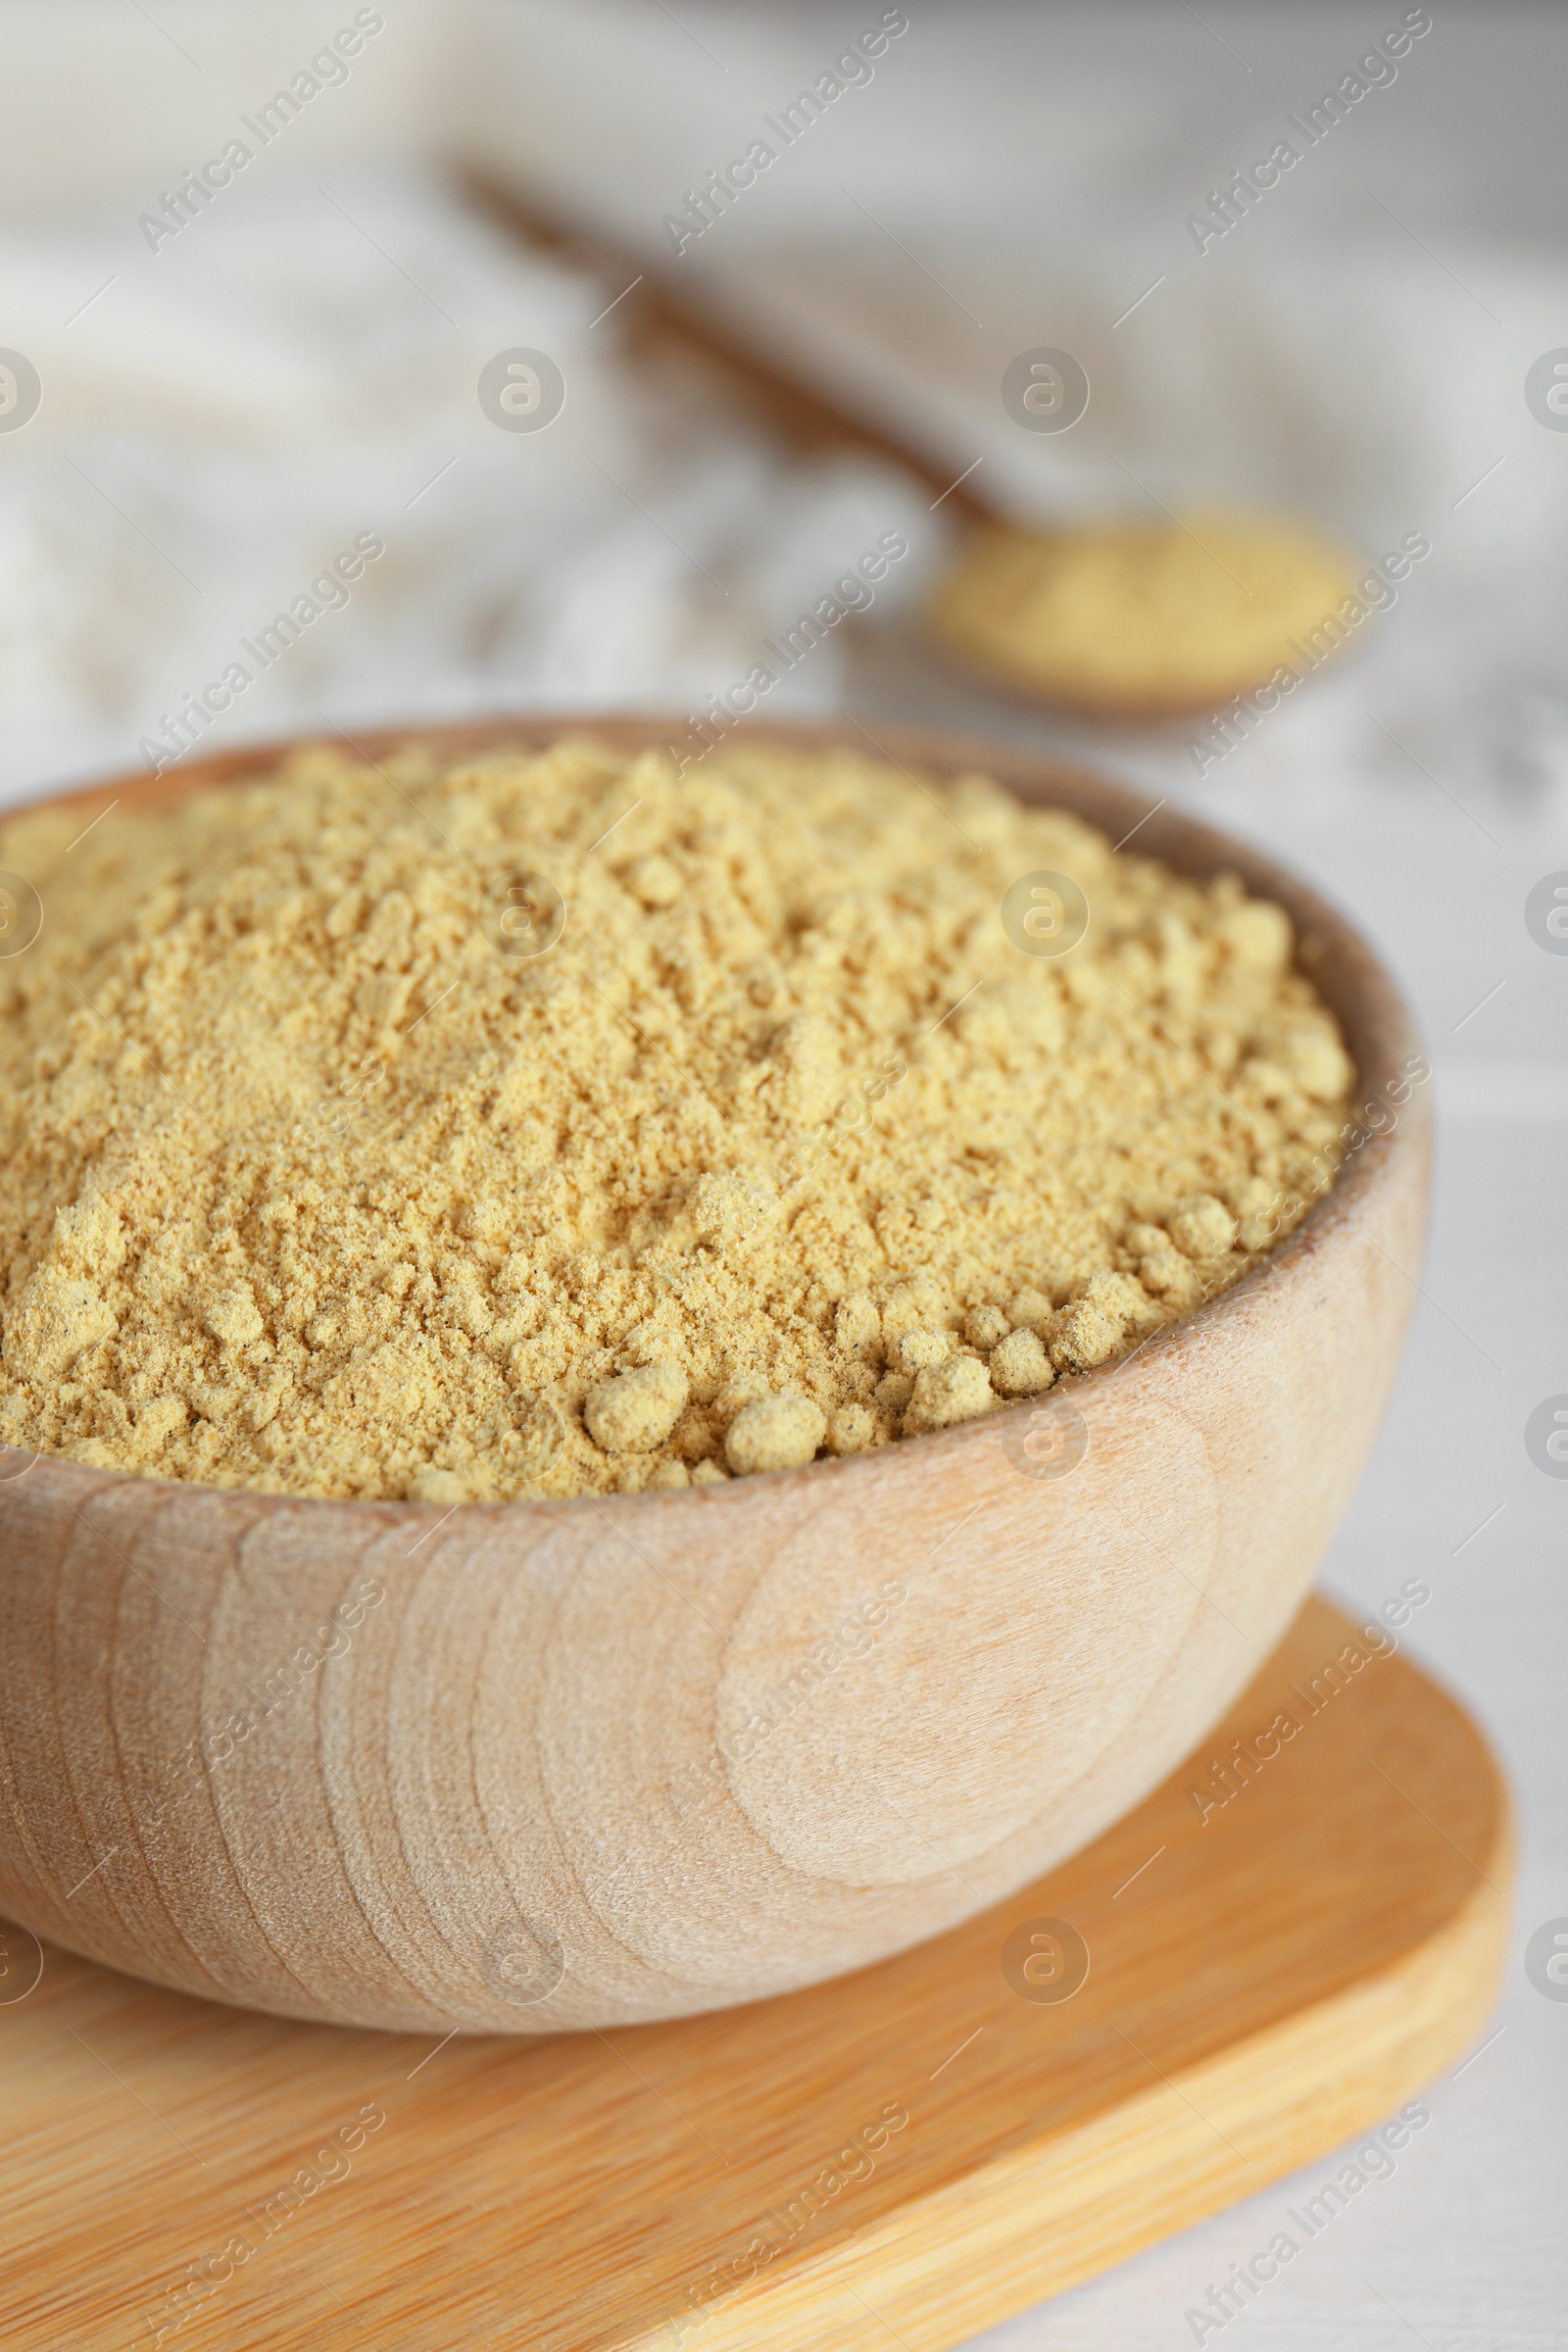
0, 736, 1354, 1498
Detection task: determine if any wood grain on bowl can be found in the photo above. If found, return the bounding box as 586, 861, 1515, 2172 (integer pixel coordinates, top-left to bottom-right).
0, 719, 1431, 2033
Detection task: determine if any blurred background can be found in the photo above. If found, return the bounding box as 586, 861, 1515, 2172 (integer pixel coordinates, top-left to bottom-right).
1, 4, 1562, 2344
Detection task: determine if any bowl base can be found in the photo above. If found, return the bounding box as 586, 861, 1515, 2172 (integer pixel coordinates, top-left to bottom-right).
1, 1594, 1508, 2352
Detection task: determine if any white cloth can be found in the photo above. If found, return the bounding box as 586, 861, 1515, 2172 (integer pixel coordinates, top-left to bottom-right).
0, 168, 936, 805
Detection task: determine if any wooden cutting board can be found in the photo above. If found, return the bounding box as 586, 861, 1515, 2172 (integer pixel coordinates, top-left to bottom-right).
1, 1595, 1508, 2352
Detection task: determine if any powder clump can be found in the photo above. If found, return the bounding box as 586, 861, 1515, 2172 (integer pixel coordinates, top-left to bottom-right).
584, 1361, 689, 1454
0, 734, 1356, 1497
724, 1393, 826, 1477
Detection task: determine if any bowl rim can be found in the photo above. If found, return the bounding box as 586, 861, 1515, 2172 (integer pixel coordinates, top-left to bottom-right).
0, 711, 1427, 1517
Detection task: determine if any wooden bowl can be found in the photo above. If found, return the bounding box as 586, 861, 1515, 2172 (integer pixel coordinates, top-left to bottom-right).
0, 717, 1428, 2034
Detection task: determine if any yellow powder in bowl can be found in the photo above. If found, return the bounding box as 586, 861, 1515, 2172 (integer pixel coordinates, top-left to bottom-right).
0, 736, 1354, 1499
